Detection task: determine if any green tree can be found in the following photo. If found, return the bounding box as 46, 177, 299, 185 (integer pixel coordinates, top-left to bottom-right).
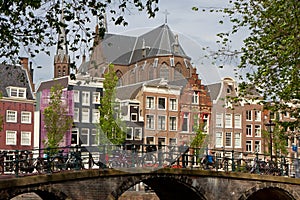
43, 84, 73, 153
0, 0, 158, 62
98, 64, 126, 145
195, 0, 299, 126
190, 123, 207, 148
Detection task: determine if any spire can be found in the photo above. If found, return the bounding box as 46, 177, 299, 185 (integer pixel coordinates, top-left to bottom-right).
57, 0, 68, 56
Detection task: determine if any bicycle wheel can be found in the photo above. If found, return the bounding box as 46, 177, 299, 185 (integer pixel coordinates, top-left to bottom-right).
143, 154, 157, 167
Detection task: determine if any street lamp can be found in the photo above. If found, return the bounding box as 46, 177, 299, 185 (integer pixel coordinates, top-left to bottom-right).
265, 119, 275, 161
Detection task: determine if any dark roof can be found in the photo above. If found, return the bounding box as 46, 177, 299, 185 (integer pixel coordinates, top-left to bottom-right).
0, 64, 34, 100
36, 76, 69, 92
100, 24, 189, 65
206, 82, 222, 101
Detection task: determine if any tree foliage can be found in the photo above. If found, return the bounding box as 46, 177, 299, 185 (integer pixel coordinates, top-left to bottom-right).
190, 123, 207, 148
196, 0, 299, 125
43, 84, 73, 152
98, 64, 126, 145
0, 0, 159, 62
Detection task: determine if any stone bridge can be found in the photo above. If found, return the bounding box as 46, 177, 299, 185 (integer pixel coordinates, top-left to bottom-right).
0, 168, 300, 200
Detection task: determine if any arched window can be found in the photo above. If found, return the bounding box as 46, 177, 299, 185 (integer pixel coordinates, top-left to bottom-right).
159, 62, 169, 80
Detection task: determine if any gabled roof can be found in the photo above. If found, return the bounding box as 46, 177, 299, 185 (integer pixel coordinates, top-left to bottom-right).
0, 64, 34, 100
99, 24, 189, 65
36, 76, 69, 93
206, 82, 222, 101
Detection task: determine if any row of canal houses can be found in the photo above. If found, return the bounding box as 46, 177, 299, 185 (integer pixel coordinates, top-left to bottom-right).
0, 21, 297, 162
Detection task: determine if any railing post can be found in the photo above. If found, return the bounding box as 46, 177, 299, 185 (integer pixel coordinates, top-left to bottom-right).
46, 147, 51, 174
231, 150, 235, 172
255, 152, 259, 174
14, 150, 19, 177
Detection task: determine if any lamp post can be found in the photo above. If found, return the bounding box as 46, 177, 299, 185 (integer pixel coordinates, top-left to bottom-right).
265, 119, 275, 161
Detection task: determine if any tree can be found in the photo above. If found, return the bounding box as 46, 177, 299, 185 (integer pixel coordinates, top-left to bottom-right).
190, 123, 207, 148
0, 0, 159, 62
195, 0, 299, 126
43, 84, 73, 153
98, 64, 126, 145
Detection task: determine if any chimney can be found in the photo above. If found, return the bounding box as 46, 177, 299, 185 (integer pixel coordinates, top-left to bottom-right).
19, 57, 35, 92
20, 57, 29, 71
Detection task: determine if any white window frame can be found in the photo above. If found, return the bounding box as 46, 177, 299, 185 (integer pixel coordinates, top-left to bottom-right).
192, 91, 199, 104
74, 108, 79, 122
6, 130, 17, 145
246, 140, 252, 152
146, 96, 155, 109
7, 87, 26, 98
246, 110, 252, 121
6, 110, 17, 123
21, 131, 31, 146
91, 129, 98, 146
153, 58, 159, 68
254, 141, 261, 153
169, 116, 177, 131
82, 91, 90, 106
234, 132, 241, 148
246, 125, 252, 137
234, 114, 241, 128
71, 128, 79, 145
126, 127, 133, 140
254, 125, 261, 137
134, 127, 142, 140
216, 113, 223, 128
170, 57, 175, 67
131, 113, 137, 122
146, 114, 155, 130
92, 109, 100, 123
225, 132, 232, 147
254, 110, 261, 121
21, 111, 31, 124
73, 90, 80, 103
93, 92, 101, 104
169, 98, 177, 111
216, 132, 223, 148
158, 97, 166, 110
82, 108, 90, 123
158, 115, 166, 130
225, 114, 232, 128
182, 112, 189, 132
81, 128, 89, 146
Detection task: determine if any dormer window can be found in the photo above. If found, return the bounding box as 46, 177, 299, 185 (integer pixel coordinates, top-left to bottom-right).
6, 87, 26, 98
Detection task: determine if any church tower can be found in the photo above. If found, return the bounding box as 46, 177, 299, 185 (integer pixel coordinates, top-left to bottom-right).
54, 2, 70, 78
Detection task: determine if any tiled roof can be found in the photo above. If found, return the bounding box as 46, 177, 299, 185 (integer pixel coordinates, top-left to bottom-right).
0, 64, 34, 100
36, 76, 69, 92
206, 82, 222, 101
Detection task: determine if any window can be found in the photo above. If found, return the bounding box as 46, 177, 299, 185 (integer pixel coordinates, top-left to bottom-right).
6, 131, 17, 145
246, 110, 252, 121
182, 113, 189, 132
158, 97, 166, 109
225, 114, 232, 128
158, 116, 166, 130
6, 110, 17, 123
234, 133, 241, 148
134, 128, 142, 140
21, 131, 31, 146
131, 113, 137, 122
216, 113, 223, 127
126, 127, 133, 140
146, 97, 155, 109
225, 132, 232, 147
146, 136, 154, 144
158, 137, 166, 146
192, 92, 198, 104
92, 109, 100, 123
169, 98, 177, 111
93, 92, 101, 104
246, 125, 252, 136
7, 87, 26, 98
82, 91, 90, 105
169, 116, 177, 131
74, 108, 79, 122
169, 138, 177, 146
254, 141, 261, 153
170, 57, 175, 66
81, 128, 89, 146
73, 90, 79, 102
254, 125, 261, 137
234, 114, 241, 128
254, 110, 261, 121
82, 108, 90, 123
21, 111, 31, 124
91, 129, 98, 146
146, 115, 154, 129
71, 128, 79, 145
246, 141, 252, 152
153, 58, 158, 68
192, 114, 199, 132
216, 132, 223, 147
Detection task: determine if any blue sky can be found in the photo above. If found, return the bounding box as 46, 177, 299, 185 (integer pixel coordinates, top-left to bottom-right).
25, 0, 248, 86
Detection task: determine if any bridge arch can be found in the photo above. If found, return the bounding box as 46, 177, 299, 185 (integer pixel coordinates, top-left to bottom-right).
9, 186, 68, 200
239, 183, 299, 200
109, 174, 207, 200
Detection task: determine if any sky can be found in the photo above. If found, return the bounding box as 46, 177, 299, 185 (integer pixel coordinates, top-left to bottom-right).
27, 0, 248, 86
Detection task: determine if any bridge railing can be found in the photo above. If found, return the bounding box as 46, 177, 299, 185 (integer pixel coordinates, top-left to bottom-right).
0, 145, 298, 177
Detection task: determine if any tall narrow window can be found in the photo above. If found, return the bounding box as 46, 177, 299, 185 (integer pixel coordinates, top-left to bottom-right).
254, 110, 261, 121
80, 128, 89, 146
225, 132, 232, 147
216, 113, 223, 127
225, 114, 232, 128
158, 116, 166, 130
246, 110, 252, 121
74, 108, 79, 122
91, 129, 98, 146
158, 97, 166, 110
169, 116, 177, 131
126, 127, 133, 140
21, 111, 31, 124
234, 133, 241, 148
169, 98, 177, 111
82, 91, 90, 105
73, 90, 79, 102
254, 125, 261, 137
234, 114, 241, 128
92, 109, 100, 123
134, 128, 142, 140
146, 97, 155, 109
182, 113, 189, 132
254, 141, 261, 153
6, 110, 17, 123
246, 125, 252, 136
21, 131, 31, 146
6, 131, 17, 145
216, 132, 223, 147
192, 92, 198, 104
246, 141, 252, 152
146, 115, 154, 129
71, 128, 79, 145
82, 108, 90, 123
93, 92, 101, 104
